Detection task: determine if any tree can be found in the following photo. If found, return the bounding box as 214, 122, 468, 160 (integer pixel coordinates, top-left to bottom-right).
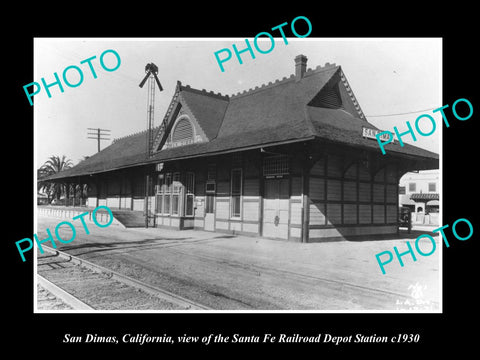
38, 155, 73, 203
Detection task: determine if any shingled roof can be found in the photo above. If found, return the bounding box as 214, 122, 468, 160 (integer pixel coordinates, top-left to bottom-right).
45, 56, 438, 181
177, 84, 229, 140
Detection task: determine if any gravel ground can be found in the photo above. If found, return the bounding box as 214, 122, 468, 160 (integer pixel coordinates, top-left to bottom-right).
37, 284, 74, 310
36, 214, 440, 311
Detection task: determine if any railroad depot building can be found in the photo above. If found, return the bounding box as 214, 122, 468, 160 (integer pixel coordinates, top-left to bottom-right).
43, 55, 439, 242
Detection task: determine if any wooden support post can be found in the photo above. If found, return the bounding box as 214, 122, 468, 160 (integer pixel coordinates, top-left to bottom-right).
96, 177, 100, 208
73, 182, 77, 207
396, 163, 400, 236
129, 172, 134, 210
301, 145, 311, 243
145, 173, 150, 228
65, 182, 70, 207
258, 152, 264, 237
302, 172, 309, 243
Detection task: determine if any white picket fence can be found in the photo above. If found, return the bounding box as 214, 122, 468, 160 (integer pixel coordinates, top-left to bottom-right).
37, 206, 121, 226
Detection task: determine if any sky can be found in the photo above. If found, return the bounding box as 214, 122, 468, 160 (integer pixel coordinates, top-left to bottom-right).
34, 38, 442, 168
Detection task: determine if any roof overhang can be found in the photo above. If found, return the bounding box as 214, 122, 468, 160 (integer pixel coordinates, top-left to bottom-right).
410, 193, 440, 201
39, 136, 317, 182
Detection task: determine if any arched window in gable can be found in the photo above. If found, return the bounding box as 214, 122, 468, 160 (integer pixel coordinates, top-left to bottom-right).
171, 116, 194, 144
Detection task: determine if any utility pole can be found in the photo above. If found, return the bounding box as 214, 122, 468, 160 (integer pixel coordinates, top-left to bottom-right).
87, 128, 111, 152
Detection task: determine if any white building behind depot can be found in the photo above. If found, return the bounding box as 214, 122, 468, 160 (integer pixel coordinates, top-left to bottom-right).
399, 170, 439, 225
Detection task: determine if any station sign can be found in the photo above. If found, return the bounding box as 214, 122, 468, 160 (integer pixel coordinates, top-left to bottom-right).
362, 127, 391, 142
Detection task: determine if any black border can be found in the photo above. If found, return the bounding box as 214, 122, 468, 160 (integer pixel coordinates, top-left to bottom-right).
9, 6, 479, 354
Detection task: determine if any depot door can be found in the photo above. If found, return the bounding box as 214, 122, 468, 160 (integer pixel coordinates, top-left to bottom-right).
204, 166, 216, 232
204, 193, 215, 231
262, 178, 289, 239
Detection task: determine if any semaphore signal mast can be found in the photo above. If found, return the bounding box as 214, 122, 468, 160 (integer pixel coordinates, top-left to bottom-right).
138, 63, 163, 228
139, 63, 163, 157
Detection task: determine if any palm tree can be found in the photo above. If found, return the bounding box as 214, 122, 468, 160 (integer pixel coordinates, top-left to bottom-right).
38, 155, 73, 203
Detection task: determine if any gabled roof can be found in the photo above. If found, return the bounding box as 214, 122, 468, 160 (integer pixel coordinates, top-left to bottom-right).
51, 128, 152, 177
306, 107, 439, 158
179, 85, 229, 140
217, 64, 341, 139
44, 57, 438, 181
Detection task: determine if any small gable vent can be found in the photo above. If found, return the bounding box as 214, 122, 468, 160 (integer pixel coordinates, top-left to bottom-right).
309, 83, 344, 109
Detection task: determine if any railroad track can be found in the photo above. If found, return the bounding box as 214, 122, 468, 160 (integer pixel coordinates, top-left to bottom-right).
37, 242, 438, 311
37, 245, 212, 311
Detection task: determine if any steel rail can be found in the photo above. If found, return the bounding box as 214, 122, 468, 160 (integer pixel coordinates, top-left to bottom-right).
40, 245, 212, 310
37, 274, 94, 310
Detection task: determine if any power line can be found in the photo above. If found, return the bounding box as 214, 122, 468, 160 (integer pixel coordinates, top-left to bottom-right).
366, 107, 438, 118
87, 128, 111, 152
